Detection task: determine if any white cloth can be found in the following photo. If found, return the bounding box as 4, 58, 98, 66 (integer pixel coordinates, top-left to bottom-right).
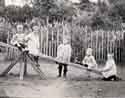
82, 55, 97, 69
57, 44, 72, 62
86, 48, 93, 56
11, 33, 25, 45
25, 32, 40, 56
102, 59, 117, 78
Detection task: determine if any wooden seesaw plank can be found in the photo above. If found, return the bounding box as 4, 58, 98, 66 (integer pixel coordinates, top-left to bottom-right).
37, 53, 102, 75
0, 42, 18, 50
0, 41, 102, 75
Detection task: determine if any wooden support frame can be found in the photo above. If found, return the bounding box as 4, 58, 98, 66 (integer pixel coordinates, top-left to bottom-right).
0, 50, 46, 80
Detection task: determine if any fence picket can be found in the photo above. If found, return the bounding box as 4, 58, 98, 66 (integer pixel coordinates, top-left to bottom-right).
6, 22, 124, 63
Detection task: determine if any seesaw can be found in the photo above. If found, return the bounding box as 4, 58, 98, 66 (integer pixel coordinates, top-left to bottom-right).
0, 42, 46, 80
37, 53, 102, 75
0, 42, 101, 80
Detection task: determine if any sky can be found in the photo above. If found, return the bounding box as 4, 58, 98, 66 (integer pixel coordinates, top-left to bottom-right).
69, 0, 81, 3
5, 0, 82, 7
5, 0, 104, 7
5, 0, 32, 7
88, 0, 98, 3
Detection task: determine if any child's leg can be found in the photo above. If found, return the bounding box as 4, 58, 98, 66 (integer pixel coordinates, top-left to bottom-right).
111, 75, 122, 81
87, 66, 92, 78
58, 64, 63, 77
85, 69, 91, 78
34, 56, 40, 67
19, 61, 24, 80
63, 64, 68, 77
102, 75, 121, 81
102, 77, 109, 81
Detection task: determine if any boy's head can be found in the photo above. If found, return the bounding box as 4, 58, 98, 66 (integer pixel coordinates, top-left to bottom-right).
16, 24, 24, 33
31, 23, 40, 34
86, 48, 93, 56
63, 36, 71, 45
107, 53, 114, 60
63, 39, 68, 45
63, 38, 70, 45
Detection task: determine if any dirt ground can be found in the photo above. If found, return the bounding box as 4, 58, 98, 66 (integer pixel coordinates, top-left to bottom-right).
0, 53, 125, 98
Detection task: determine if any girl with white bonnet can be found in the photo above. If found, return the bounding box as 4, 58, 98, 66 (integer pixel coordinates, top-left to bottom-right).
98, 53, 121, 81
82, 48, 97, 78
82, 48, 97, 69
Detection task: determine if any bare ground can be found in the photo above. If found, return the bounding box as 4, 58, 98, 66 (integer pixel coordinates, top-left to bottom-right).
0, 53, 125, 98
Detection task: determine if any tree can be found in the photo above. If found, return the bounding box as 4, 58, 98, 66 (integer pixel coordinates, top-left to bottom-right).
4, 5, 33, 22
90, 0, 123, 30
32, 0, 77, 21
113, 0, 125, 22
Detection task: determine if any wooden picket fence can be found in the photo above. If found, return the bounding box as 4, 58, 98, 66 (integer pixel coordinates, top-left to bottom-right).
5, 21, 125, 63
38, 22, 125, 63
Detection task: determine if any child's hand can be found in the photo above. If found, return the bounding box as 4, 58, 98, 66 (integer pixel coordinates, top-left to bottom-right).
87, 68, 92, 71
97, 69, 103, 72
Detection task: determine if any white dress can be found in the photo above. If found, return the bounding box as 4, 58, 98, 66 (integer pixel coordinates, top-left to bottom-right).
82, 55, 97, 69
102, 59, 117, 78
25, 32, 40, 56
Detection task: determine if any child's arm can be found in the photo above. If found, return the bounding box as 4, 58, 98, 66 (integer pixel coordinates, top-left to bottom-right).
82, 56, 87, 64
91, 56, 98, 68
68, 47, 72, 62
56, 44, 63, 60
10, 34, 18, 45
99, 63, 113, 72
24, 33, 31, 43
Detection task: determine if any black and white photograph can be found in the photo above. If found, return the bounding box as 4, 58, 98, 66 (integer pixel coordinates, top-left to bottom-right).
0, 0, 125, 98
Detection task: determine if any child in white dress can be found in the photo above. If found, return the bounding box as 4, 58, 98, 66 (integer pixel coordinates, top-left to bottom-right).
25, 23, 40, 56
82, 48, 98, 78
98, 53, 121, 81
24, 23, 40, 68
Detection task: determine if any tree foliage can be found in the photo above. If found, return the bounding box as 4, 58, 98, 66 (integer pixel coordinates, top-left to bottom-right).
32, 0, 77, 21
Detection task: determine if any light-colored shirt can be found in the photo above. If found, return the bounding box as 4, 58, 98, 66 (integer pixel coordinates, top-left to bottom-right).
102, 59, 117, 78
25, 32, 40, 56
11, 33, 25, 45
57, 43, 72, 62
82, 55, 97, 69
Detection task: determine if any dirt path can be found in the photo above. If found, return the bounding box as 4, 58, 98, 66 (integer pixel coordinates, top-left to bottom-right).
0, 54, 125, 98
0, 78, 125, 98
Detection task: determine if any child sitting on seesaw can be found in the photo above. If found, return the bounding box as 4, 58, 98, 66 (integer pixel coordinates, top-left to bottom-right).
98, 53, 121, 81
10, 24, 26, 80
82, 48, 98, 78
11, 24, 26, 51
24, 23, 40, 67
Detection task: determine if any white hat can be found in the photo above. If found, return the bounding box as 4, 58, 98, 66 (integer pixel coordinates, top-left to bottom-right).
107, 53, 114, 57
86, 48, 93, 56
63, 36, 71, 44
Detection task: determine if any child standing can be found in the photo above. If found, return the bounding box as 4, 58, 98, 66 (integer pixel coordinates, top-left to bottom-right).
82, 48, 98, 78
56, 38, 72, 77
98, 53, 121, 81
